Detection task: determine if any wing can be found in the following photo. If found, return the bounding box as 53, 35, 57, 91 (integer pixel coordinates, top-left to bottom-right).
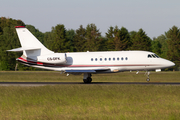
65, 68, 110, 73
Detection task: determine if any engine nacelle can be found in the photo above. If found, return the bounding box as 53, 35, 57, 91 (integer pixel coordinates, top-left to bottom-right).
37, 53, 67, 64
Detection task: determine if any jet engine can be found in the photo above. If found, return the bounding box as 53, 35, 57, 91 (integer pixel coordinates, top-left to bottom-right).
37, 53, 67, 64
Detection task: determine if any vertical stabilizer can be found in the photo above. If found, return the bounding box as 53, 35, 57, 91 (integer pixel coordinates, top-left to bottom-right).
15, 26, 54, 57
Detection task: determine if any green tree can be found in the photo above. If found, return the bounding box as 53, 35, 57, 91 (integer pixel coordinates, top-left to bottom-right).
153, 34, 168, 58
165, 26, 180, 62
0, 17, 25, 70
151, 40, 161, 56
129, 31, 137, 39
0, 17, 24, 31
106, 26, 116, 50
74, 25, 86, 52
114, 27, 131, 51
0, 26, 20, 70
130, 28, 151, 51
85, 24, 102, 51
98, 37, 108, 51
51, 24, 70, 52
43, 32, 54, 49
106, 26, 131, 51
66, 29, 75, 52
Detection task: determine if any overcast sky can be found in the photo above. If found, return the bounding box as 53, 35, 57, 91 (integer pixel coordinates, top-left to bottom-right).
1, 0, 180, 38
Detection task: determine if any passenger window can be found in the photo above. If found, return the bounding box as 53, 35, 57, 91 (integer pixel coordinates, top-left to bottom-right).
91, 58, 93, 61
104, 58, 107, 61
109, 58, 111, 61
113, 58, 115, 61
125, 57, 128, 60
95, 58, 97, 61
117, 57, 119, 60
121, 57, 124, 60
100, 58, 102, 61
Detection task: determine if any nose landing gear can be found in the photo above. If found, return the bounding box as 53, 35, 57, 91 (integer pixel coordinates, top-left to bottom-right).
145, 71, 150, 82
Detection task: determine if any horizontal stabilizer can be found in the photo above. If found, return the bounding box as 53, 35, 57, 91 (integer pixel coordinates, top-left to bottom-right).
7, 47, 40, 52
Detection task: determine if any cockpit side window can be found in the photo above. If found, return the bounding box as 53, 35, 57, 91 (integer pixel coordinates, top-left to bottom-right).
148, 54, 152, 58
151, 54, 156, 58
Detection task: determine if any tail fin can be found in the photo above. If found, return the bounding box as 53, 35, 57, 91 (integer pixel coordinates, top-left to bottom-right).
8, 26, 54, 57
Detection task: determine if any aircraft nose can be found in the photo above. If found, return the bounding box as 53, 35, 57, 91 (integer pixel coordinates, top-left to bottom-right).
158, 59, 175, 69
166, 60, 175, 67
170, 61, 175, 67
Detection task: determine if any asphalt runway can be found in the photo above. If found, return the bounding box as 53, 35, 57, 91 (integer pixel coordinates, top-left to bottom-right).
0, 82, 180, 86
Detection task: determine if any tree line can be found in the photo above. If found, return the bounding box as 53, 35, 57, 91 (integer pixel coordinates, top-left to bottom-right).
0, 17, 179, 71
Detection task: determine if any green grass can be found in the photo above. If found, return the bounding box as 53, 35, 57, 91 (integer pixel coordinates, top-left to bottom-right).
0, 85, 180, 120
0, 71, 180, 82
0, 71, 180, 119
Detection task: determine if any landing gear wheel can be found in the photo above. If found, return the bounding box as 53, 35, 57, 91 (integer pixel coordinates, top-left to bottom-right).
83, 79, 89, 83
83, 77, 92, 83
146, 78, 150, 82
83, 73, 92, 83
87, 77, 92, 83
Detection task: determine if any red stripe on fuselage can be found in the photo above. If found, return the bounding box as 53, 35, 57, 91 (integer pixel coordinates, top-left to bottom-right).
18, 57, 43, 65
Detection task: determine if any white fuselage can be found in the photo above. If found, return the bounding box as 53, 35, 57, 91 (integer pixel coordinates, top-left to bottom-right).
19, 51, 175, 73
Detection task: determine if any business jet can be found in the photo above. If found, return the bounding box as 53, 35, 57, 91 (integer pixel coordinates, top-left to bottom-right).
7, 26, 175, 83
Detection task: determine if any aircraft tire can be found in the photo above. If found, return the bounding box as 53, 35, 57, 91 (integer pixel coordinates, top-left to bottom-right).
83, 79, 88, 83
146, 78, 150, 82
87, 77, 92, 82
83, 77, 92, 83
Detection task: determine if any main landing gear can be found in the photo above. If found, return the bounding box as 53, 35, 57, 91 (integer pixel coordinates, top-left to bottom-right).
83, 73, 92, 83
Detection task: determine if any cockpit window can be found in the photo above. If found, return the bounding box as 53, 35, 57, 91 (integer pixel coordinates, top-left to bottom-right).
148, 54, 160, 58
148, 54, 152, 58
151, 54, 156, 58
154, 54, 159, 58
